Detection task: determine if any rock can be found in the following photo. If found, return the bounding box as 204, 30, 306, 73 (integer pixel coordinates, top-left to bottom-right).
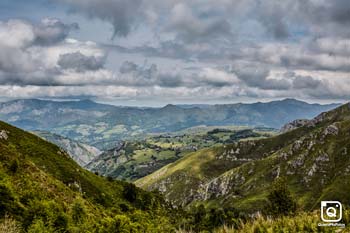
315, 153, 329, 162
0, 130, 9, 140
307, 163, 317, 177
292, 140, 303, 152
323, 124, 339, 136
309, 112, 328, 126
280, 119, 310, 133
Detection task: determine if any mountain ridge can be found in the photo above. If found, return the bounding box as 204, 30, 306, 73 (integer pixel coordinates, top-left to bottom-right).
136, 102, 350, 212
0, 98, 339, 150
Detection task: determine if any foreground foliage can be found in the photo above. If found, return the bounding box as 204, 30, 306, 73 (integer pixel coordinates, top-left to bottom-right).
0, 121, 175, 232
176, 210, 350, 233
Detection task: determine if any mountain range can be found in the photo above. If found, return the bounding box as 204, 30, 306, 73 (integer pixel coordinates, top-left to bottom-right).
1, 100, 350, 232
0, 98, 339, 150
136, 102, 350, 213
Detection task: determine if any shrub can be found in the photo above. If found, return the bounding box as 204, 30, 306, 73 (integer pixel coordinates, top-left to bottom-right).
27, 219, 54, 233
8, 159, 19, 174
0, 183, 17, 218
123, 183, 137, 203
266, 177, 297, 217
53, 212, 68, 232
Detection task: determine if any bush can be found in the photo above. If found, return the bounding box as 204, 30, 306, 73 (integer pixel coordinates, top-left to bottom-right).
8, 159, 19, 174
266, 178, 297, 217
123, 183, 137, 203
27, 219, 54, 233
0, 183, 18, 218
53, 212, 68, 232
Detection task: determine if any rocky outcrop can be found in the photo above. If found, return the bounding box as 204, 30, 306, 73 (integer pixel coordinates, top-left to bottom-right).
0, 130, 9, 140
280, 119, 310, 133
323, 124, 339, 136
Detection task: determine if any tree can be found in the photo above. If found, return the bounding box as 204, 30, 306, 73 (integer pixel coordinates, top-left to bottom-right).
123, 183, 137, 203
8, 159, 19, 173
267, 177, 297, 217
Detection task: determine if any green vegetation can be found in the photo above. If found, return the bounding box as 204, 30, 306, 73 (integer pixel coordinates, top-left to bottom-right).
87, 127, 274, 181
0, 121, 175, 232
1, 102, 350, 232
0, 98, 337, 150
137, 103, 350, 215
212, 210, 350, 233
266, 178, 297, 216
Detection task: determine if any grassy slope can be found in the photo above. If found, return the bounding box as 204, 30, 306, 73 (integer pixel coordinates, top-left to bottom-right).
137, 103, 350, 213
87, 127, 274, 181
0, 121, 174, 232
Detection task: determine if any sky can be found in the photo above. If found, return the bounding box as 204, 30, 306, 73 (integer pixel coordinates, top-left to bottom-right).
0, 0, 349, 106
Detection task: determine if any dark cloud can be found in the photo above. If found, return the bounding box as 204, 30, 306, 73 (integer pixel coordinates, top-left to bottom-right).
167, 3, 233, 44
256, 1, 292, 39
233, 66, 291, 90
292, 74, 321, 89
34, 18, 79, 45
58, 52, 105, 72
119, 61, 139, 74
119, 61, 157, 80
118, 61, 183, 87
58, 0, 142, 37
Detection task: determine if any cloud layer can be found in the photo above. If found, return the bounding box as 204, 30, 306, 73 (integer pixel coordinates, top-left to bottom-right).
0, 0, 350, 105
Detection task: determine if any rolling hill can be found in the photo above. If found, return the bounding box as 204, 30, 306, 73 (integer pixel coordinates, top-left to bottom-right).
0, 98, 339, 150
0, 120, 175, 232
136, 103, 350, 213
86, 127, 275, 181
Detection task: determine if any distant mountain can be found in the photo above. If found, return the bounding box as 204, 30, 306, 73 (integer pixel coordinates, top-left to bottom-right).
0, 120, 175, 232
136, 103, 350, 213
0, 98, 339, 150
34, 131, 101, 166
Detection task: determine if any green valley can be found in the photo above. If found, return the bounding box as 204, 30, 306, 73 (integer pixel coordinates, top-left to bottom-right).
86, 126, 275, 181
136, 103, 350, 215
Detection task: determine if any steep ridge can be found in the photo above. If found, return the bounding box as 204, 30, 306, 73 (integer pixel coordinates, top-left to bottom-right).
0, 121, 174, 232
34, 131, 101, 166
136, 103, 350, 213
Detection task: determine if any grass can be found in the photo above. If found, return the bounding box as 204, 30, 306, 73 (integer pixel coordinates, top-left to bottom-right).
0, 215, 21, 233
177, 211, 350, 233
0, 120, 175, 232
136, 103, 350, 215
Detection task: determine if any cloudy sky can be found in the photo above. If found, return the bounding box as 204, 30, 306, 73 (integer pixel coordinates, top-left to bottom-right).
0, 0, 349, 106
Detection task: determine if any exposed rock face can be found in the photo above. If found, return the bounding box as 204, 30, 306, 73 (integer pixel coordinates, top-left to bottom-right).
0, 130, 9, 140
280, 119, 310, 133
35, 131, 101, 166
323, 124, 339, 136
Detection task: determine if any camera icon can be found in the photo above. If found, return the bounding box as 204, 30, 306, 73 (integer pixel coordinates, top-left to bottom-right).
321, 201, 342, 223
